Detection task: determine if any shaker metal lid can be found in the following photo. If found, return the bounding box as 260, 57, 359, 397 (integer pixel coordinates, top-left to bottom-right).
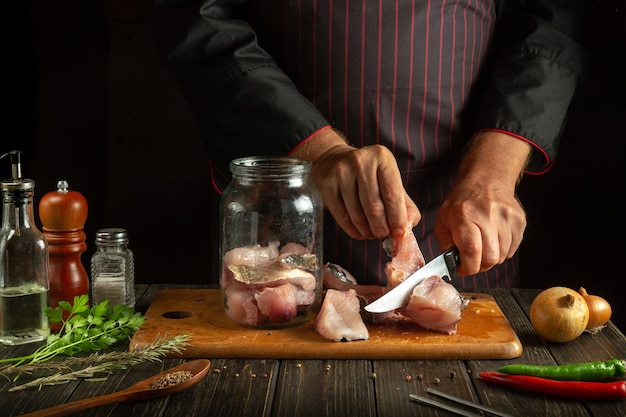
95, 228, 129, 244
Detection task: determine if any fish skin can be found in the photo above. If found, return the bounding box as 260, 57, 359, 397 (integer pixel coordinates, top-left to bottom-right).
228, 263, 317, 291
279, 253, 318, 272
322, 262, 358, 291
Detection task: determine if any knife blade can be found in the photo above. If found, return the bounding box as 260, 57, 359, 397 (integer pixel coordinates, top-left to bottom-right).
364, 246, 460, 313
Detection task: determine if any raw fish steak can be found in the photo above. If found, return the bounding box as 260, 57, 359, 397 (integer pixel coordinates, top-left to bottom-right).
222, 241, 280, 267
403, 275, 469, 335
221, 242, 319, 326
315, 289, 369, 342
254, 283, 298, 323
383, 224, 425, 287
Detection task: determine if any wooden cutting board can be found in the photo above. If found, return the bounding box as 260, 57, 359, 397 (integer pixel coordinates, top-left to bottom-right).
130, 289, 522, 360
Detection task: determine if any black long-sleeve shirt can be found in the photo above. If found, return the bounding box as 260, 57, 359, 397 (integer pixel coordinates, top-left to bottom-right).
152, 0, 587, 288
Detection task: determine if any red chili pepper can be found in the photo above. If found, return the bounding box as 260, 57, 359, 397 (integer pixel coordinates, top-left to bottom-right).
479, 372, 626, 401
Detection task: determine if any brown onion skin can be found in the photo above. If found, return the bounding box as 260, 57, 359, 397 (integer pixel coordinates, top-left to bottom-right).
579, 287, 612, 330
530, 287, 589, 343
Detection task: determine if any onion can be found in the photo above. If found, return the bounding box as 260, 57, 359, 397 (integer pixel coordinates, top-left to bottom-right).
578, 287, 612, 331
529, 287, 589, 343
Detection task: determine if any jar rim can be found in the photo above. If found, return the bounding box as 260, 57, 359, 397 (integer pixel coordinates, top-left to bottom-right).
230, 156, 311, 177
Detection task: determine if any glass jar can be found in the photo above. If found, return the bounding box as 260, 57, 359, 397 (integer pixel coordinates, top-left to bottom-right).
220, 157, 323, 328
90, 228, 135, 308
0, 177, 50, 345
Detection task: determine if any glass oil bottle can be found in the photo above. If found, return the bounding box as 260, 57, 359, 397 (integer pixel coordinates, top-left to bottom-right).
0, 150, 50, 345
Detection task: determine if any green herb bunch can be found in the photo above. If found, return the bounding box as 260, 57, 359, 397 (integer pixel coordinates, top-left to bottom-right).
0, 295, 192, 391
0, 294, 146, 367
3, 334, 191, 391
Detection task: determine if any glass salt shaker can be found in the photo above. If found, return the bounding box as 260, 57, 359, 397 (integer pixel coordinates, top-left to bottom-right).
90, 228, 135, 308
0, 150, 50, 345
220, 156, 323, 328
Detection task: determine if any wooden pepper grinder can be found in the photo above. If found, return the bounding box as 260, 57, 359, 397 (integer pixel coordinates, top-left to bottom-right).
39, 180, 89, 326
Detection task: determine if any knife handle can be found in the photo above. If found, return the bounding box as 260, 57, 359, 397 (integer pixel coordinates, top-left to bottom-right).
443, 247, 460, 280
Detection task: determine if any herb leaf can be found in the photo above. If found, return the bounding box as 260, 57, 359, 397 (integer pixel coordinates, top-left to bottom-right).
0, 295, 146, 368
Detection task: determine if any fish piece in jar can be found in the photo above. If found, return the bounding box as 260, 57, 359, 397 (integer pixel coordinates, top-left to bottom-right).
227, 263, 317, 291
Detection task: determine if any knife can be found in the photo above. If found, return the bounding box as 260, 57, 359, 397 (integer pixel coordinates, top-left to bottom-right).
364, 246, 460, 313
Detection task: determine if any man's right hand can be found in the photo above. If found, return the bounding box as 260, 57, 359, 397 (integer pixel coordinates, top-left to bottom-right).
290, 127, 420, 240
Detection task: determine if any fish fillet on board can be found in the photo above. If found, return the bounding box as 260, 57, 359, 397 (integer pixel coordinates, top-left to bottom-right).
380, 227, 468, 334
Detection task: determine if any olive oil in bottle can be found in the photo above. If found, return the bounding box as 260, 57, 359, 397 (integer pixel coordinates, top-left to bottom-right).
0, 283, 49, 345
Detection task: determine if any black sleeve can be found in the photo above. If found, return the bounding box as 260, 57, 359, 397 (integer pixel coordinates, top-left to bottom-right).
470, 0, 588, 173
152, 0, 330, 186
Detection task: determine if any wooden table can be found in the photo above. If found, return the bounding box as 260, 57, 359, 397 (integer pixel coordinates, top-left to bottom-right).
2, 285, 625, 417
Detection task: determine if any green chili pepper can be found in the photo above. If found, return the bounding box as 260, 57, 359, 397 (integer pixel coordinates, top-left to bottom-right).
497, 359, 626, 381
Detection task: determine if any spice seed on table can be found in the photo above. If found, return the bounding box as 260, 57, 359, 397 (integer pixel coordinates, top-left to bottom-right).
151, 371, 194, 389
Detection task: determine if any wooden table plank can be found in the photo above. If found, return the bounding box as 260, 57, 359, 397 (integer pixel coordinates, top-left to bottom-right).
0, 341, 85, 416
272, 359, 376, 417
373, 359, 475, 417
1, 370, 83, 415
187, 358, 277, 417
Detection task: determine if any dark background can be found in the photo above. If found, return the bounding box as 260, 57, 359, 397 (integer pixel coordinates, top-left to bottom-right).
3, 1, 625, 330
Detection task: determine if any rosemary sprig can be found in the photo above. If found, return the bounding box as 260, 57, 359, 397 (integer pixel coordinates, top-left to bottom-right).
5, 334, 192, 391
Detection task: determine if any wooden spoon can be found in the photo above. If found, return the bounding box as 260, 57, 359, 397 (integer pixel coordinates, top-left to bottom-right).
19, 359, 212, 417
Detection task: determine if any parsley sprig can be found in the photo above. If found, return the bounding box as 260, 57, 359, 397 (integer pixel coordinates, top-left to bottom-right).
0, 295, 146, 366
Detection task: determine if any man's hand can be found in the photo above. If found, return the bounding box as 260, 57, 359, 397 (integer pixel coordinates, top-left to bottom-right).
291, 128, 420, 240
434, 131, 532, 276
